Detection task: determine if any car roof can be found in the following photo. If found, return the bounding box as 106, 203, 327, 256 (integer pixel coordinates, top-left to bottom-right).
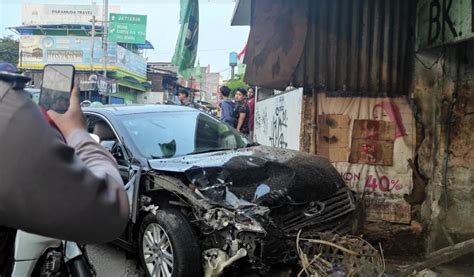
83, 104, 198, 116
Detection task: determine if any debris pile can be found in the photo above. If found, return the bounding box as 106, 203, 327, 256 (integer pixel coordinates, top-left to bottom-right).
296, 231, 385, 277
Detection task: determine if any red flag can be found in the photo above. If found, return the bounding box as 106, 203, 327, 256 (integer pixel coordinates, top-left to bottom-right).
237, 44, 247, 61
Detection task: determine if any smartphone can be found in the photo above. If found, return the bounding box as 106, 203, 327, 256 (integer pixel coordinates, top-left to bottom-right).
39, 64, 75, 114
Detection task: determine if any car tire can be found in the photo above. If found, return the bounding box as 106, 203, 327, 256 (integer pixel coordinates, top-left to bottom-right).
138, 209, 201, 277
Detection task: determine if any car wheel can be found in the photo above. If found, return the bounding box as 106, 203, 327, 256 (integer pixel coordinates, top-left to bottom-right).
139, 209, 201, 277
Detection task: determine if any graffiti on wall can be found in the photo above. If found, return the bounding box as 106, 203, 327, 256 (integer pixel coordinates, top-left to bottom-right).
269, 99, 289, 148
255, 108, 268, 137
254, 88, 303, 151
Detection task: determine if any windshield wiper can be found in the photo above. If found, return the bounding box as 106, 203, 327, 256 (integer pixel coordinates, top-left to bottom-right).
189, 148, 234, 155
245, 141, 260, 147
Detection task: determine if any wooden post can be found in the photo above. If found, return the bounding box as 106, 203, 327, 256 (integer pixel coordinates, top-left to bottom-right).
310, 89, 318, 155
395, 239, 474, 277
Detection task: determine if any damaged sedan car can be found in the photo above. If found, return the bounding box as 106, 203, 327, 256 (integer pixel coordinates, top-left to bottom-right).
83, 105, 358, 277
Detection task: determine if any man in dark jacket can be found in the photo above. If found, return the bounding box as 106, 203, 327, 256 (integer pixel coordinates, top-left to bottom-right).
219, 86, 235, 126
234, 88, 250, 135
0, 64, 129, 274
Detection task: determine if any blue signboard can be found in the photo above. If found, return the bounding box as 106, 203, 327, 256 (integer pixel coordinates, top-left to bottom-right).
110, 96, 125, 104
229, 51, 238, 66
20, 35, 146, 79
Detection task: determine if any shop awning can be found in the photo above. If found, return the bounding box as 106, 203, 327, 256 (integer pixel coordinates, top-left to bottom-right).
117, 76, 150, 92
136, 40, 155, 50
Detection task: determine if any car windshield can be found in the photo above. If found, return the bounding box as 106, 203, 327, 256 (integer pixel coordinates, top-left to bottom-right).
120, 111, 249, 159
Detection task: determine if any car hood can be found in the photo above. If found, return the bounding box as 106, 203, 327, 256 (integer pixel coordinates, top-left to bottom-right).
148, 146, 345, 206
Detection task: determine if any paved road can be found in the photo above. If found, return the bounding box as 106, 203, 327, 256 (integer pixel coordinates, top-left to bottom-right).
87, 244, 474, 277
87, 244, 142, 277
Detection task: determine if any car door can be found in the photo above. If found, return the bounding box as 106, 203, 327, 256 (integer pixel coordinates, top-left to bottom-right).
84, 113, 144, 246
85, 113, 132, 183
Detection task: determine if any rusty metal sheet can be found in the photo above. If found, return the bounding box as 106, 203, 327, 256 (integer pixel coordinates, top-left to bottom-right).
243, 0, 308, 90
244, 0, 416, 96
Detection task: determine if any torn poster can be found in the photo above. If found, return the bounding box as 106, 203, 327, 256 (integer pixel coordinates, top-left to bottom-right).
317, 94, 415, 224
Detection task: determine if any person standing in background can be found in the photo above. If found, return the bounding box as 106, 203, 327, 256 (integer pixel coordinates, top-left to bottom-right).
177, 89, 197, 108
219, 86, 235, 126
247, 87, 256, 139
234, 88, 250, 135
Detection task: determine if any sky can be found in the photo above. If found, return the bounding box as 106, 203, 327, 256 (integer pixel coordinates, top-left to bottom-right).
0, 0, 250, 79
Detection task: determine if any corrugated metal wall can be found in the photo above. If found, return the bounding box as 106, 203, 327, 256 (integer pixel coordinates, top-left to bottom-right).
244, 0, 417, 95
293, 0, 416, 96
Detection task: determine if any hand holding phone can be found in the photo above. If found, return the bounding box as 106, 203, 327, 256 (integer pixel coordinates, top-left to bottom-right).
46, 85, 87, 139
39, 65, 75, 114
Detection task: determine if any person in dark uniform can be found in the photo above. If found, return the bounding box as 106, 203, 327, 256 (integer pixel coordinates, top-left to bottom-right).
0, 63, 129, 275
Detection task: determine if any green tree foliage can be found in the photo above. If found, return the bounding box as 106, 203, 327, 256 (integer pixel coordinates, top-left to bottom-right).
0, 36, 19, 64
224, 74, 247, 99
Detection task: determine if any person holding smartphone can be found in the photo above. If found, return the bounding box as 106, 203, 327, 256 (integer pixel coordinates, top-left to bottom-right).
0, 63, 129, 274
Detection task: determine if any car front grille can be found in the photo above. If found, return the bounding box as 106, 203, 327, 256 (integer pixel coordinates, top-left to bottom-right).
280, 189, 357, 234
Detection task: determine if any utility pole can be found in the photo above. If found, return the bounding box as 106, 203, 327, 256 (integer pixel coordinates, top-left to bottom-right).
90, 17, 95, 71
90, 0, 96, 71
102, 0, 108, 79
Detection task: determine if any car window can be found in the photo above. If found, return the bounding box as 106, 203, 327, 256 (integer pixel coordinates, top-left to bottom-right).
120, 111, 248, 159
85, 114, 128, 162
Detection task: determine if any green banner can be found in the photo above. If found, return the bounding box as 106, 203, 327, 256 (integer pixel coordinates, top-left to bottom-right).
172, 0, 199, 79
109, 13, 147, 44
417, 0, 474, 49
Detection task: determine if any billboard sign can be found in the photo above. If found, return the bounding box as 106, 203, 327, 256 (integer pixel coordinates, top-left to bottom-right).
116, 45, 147, 78
109, 13, 147, 44
19, 35, 146, 79
417, 0, 474, 49
22, 4, 120, 25
47, 50, 83, 63
20, 35, 116, 68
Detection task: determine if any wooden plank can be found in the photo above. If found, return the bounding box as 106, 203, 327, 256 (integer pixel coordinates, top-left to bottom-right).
395, 239, 474, 277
